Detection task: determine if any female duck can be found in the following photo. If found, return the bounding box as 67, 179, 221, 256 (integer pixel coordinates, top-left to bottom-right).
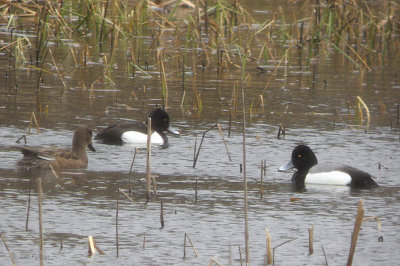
18, 126, 96, 170
95, 107, 179, 147
279, 145, 379, 190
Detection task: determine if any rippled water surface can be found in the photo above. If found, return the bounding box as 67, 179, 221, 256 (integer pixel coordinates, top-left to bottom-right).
1, 1, 400, 265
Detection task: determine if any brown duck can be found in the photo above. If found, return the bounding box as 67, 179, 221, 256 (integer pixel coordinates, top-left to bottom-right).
18, 126, 96, 170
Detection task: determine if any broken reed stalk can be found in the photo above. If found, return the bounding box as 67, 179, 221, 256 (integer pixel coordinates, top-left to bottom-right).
334, 108, 347, 127
116, 189, 119, 257
277, 105, 288, 139
146, 117, 152, 200
128, 148, 138, 195
356, 96, 370, 128
152, 175, 157, 195
119, 189, 135, 204
396, 103, 399, 127
192, 124, 217, 168
347, 199, 364, 266
26, 182, 31, 231
29, 111, 40, 134
363, 216, 383, 241
309, 225, 314, 255
321, 245, 328, 265
216, 123, 232, 162
183, 233, 198, 258
38, 178, 44, 266
260, 160, 264, 199
160, 199, 164, 229
228, 112, 232, 137
265, 228, 272, 265
210, 256, 223, 266
195, 179, 198, 203
272, 238, 297, 265
88, 236, 105, 256
60, 235, 63, 250
1, 233, 17, 266
238, 246, 243, 266
88, 236, 96, 256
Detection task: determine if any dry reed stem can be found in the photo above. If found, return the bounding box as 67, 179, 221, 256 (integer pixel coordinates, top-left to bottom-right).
25, 182, 31, 231
29, 112, 40, 134
265, 228, 272, 265
334, 108, 347, 127
321, 245, 328, 265
309, 225, 314, 255
347, 199, 364, 266
183, 233, 198, 258
356, 96, 370, 128
1, 233, 17, 266
88, 236, 96, 256
160, 199, 164, 229
119, 189, 135, 204
273, 238, 297, 265
38, 178, 44, 266
216, 123, 231, 161
241, 61, 250, 265
128, 148, 139, 194
238, 246, 243, 266
152, 175, 158, 195
192, 124, 217, 168
116, 189, 119, 257
195, 179, 198, 202
209, 256, 222, 266
260, 160, 264, 199
146, 117, 152, 200
363, 216, 383, 241
48, 49, 68, 97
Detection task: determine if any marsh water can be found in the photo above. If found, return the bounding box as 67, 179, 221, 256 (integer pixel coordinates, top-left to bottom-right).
1, 1, 400, 265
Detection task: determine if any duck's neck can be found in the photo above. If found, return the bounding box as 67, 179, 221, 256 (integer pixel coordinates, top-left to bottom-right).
72, 146, 88, 160
157, 130, 169, 148
292, 170, 308, 191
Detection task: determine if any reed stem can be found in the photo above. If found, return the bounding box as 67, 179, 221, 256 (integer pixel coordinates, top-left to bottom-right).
146, 117, 152, 200
38, 178, 44, 266
347, 199, 364, 266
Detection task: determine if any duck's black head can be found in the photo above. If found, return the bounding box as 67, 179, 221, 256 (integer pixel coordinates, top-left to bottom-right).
290, 145, 318, 172
148, 107, 180, 135
279, 145, 318, 191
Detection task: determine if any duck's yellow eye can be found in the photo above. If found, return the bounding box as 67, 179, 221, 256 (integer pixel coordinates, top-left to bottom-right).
298, 154, 302, 158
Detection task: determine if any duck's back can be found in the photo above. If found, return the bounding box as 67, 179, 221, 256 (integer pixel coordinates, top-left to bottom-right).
306, 164, 378, 188
95, 122, 148, 145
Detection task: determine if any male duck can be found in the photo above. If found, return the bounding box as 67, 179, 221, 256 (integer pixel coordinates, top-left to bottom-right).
18, 126, 96, 170
279, 145, 379, 190
95, 107, 179, 147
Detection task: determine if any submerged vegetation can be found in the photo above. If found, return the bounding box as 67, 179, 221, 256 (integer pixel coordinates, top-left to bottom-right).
1, 0, 399, 119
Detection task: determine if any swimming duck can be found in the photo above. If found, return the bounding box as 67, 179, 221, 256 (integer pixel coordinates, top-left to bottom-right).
95, 107, 179, 147
18, 126, 95, 170
279, 145, 379, 190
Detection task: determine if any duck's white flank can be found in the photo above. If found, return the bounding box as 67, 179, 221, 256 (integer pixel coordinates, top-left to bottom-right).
305, 171, 352, 185
121, 131, 164, 145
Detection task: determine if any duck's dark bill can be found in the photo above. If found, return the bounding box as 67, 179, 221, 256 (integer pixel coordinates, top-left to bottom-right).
168, 125, 180, 135
87, 143, 96, 152
278, 159, 294, 172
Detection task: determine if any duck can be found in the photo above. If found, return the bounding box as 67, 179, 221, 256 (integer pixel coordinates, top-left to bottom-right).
17, 126, 96, 170
279, 145, 379, 190
95, 107, 179, 147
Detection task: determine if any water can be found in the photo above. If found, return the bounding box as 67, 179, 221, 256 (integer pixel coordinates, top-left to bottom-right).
1, 1, 400, 265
